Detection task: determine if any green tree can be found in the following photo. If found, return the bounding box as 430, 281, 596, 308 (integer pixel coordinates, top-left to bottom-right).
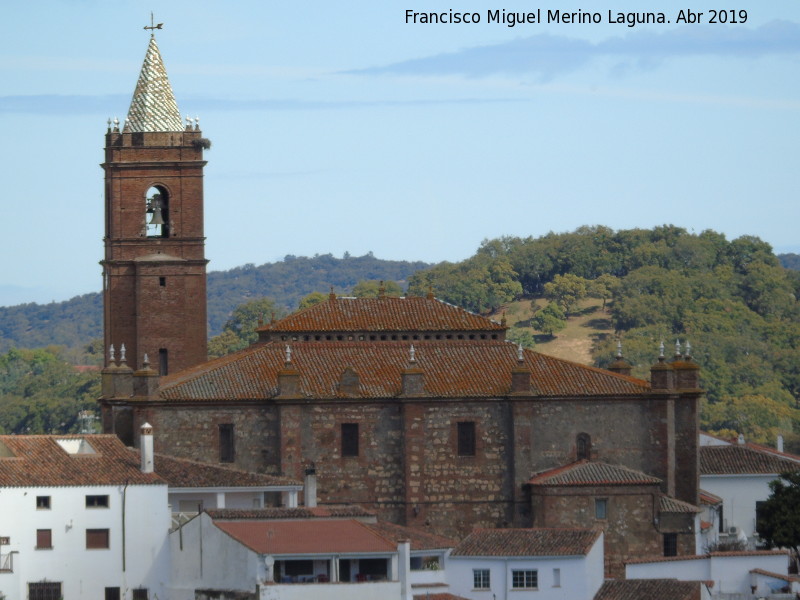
543, 274, 588, 316
207, 298, 286, 358
703, 395, 799, 445
508, 328, 536, 349
587, 274, 620, 311
531, 302, 567, 337
351, 280, 403, 298
756, 471, 800, 570
298, 291, 328, 309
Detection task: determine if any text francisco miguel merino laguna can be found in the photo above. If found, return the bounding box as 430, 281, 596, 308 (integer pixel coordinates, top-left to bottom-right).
405, 8, 748, 27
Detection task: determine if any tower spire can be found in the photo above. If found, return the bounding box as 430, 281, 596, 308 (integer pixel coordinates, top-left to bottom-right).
124, 34, 182, 132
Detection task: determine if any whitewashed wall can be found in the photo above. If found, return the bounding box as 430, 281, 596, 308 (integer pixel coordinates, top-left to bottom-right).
700, 473, 777, 539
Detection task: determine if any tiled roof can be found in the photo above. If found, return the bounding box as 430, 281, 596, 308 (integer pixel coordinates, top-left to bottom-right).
134, 451, 301, 488
660, 495, 701, 514
626, 550, 788, 565
413, 595, 470, 600
158, 341, 650, 401
750, 568, 800, 583
700, 445, 800, 475
214, 518, 396, 555
0, 435, 164, 487
124, 36, 182, 132
362, 521, 457, 551
699, 489, 723, 505
259, 296, 505, 334
594, 579, 703, 600
206, 506, 375, 520
529, 460, 662, 487
450, 528, 601, 557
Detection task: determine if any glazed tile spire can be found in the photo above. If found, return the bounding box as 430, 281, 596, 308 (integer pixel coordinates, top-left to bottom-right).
124, 35, 182, 132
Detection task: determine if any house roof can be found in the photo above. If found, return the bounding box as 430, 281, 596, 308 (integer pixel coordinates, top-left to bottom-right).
626, 550, 789, 565
0, 435, 164, 487
529, 460, 662, 487
700, 445, 800, 475
660, 495, 702, 514
750, 568, 800, 583
214, 518, 397, 555
157, 340, 650, 401
699, 489, 723, 505
205, 506, 375, 520
450, 528, 601, 557
413, 595, 470, 600
594, 579, 704, 600
362, 520, 457, 551
124, 36, 182, 132
139, 451, 301, 488
258, 295, 505, 334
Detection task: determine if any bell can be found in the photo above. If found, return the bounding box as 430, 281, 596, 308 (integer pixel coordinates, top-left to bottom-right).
147, 194, 165, 225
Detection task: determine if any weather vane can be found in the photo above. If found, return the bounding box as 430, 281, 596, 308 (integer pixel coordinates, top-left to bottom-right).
144, 12, 163, 35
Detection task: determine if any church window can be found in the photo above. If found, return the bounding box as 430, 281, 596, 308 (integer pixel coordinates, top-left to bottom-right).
577, 433, 591, 460
457, 421, 476, 457
663, 533, 678, 557
145, 186, 169, 238
341, 423, 359, 457
159, 276, 166, 287
219, 424, 235, 463
595, 498, 607, 519
158, 349, 169, 376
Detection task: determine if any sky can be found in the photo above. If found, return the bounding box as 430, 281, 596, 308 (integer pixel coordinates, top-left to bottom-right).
2, 1, 799, 306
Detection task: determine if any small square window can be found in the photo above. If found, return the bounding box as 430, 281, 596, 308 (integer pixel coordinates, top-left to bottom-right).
86, 495, 109, 508
36, 529, 52, 549
595, 498, 608, 519
36, 496, 51, 509
341, 423, 359, 457
132, 589, 148, 600
457, 421, 476, 457
86, 528, 110, 549
473, 568, 490, 589
105, 588, 121, 600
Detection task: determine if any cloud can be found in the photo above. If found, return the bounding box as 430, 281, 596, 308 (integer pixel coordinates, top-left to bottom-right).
349, 20, 800, 80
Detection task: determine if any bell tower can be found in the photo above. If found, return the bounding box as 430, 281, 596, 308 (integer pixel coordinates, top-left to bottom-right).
101, 33, 208, 374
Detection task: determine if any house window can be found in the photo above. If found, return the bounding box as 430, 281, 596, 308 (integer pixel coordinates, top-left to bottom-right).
219, 424, 235, 463
457, 421, 476, 456
35, 529, 52, 549
86, 494, 110, 508
577, 433, 591, 460
473, 568, 491, 589
341, 423, 359, 457
86, 528, 110, 549
36, 496, 51, 509
132, 589, 149, 600
410, 555, 441, 571
28, 582, 61, 600
663, 533, 678, 557
105, 588, 121, 600
553, 567, 561, 587
595, 498, 608, 519
511, 569, 538, 589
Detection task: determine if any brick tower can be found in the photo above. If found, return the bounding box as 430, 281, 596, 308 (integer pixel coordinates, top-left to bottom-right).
101, 34, 208, 374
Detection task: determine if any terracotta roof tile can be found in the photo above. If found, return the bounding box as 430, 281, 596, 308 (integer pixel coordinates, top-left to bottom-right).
214, 518, 396, 555
362, 521, 457, 551
158, 341, 649, 401
660, 495, 701, 514
451, 528, 601, 557
594, 579, 704, 600
699, 489, 723, 505
206, 506, 375, 520
413, 595, 470, 600
750, 568, 800, 583
260, 296, 504, 334
700, 445, 800, 475
0, 435, 164, 487
626, 550, 788, 565
134, 451, 301, 488
529, 460, 661, 486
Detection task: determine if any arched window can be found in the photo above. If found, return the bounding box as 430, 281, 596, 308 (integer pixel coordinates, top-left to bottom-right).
145, 185, 169, 238
577, 433, 591, 460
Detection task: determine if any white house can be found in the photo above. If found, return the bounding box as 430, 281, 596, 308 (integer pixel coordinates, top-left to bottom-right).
699, 432, 800, 548
0, 433, 170, 600
446, 528, 605, 600
626, 550, 790, 597
169, 507, 451, 600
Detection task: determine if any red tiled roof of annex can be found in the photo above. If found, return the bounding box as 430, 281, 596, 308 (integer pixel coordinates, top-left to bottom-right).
214, 518, 397, 555
363, 520, 456, 551
141, 451, 301, 488
451, 528, 601, 557
700, 445, 800, 475
660, 495, 701, 514
529, 460, 661, 487
206, 506, 375, 520
158, 341, 650, 402
594, 579, 705, 600
259, 295, 505, 334
0, 435, 163, 487
626, 550, 789, 565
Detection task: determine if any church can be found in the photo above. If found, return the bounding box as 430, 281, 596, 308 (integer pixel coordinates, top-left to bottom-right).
98, 34, 703, 577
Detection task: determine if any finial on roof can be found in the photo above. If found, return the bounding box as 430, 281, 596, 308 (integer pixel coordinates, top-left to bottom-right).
285, 345, 292, 365
109, 344, 116, 364
674, 339, 682, 358
119, 343, 127, 364
501, 311, 507, 327
185, 115, 193, 130
195, 115, 200, 131
143, 353, 150, 369
409, 345, 416, 363
329, 287, 336, 301
517, 343, 524, 362
143, 12, 163, 36
685, 340, 692, 359
270, 312, 276, 325
113, 117, 120, 132
616, 339, 623, 359
107, 118, 112, 132
378, 281, 386, 298
659, 340, 665, 360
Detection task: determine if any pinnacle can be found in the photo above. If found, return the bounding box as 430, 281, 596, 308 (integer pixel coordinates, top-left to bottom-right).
124, 36, 183, 132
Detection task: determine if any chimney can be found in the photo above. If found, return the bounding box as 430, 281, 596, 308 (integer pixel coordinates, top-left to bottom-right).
778, 435, 785, 453
338, 367, 360, 396
133, 353, 160, 398
607, 340, 632, 377
277, 345, 301, 398
401, 345, 425, 396
650, 341, 674, 391
398, 539, 412, 600
140, 422, 154, 473
738, 433, 745, 445
304, 466, 317, 508
511, 343, 531, 394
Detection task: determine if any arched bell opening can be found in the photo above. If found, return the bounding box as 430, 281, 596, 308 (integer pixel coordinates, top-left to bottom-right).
145, 185, 170, 238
